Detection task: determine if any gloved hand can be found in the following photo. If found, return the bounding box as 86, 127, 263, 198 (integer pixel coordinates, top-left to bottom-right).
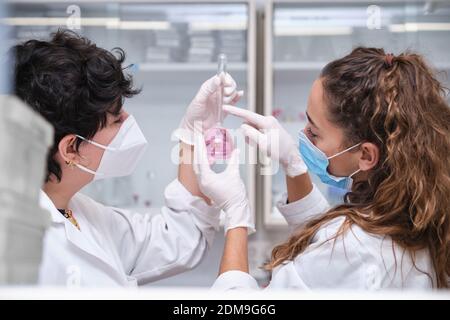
193, 133, 255, 235
174, 74, 243, 145
223, 105, 307, 177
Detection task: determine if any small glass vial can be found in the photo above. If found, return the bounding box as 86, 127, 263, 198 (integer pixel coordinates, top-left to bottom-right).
204, 126, 234, 164
204, 54, 234, 164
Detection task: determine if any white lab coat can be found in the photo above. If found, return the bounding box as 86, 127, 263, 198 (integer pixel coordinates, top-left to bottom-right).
38, 179, 220, 287
213, 184, 435, 290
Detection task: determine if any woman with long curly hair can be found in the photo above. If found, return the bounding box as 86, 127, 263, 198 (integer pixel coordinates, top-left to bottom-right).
193, 47, 450, 289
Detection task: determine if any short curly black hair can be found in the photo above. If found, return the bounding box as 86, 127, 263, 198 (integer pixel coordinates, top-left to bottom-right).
13, 29, 140, 182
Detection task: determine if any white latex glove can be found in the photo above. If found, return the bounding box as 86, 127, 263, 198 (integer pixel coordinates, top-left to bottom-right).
174, 74, 244, 145
223, 105, 307, 177
193, 133, 255, 235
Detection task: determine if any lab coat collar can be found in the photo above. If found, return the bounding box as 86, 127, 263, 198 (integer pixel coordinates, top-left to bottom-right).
39, 189, 66, 224
39, 189, 121, 278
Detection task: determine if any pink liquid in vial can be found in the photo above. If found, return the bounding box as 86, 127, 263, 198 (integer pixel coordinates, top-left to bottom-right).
204, 126, 234, 164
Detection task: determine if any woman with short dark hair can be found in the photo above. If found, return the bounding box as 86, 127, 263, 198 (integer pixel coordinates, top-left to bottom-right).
13, 29, 247, 286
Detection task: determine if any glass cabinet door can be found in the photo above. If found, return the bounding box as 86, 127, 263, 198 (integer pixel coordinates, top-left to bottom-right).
265, 0, 450, 225
6, 1, 254, 214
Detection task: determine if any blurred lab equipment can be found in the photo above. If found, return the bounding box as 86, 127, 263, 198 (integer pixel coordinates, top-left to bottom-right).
0, 95, 53, 284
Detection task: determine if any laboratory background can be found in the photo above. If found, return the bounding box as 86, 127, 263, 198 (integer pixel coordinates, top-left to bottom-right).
1, 0, 449, 288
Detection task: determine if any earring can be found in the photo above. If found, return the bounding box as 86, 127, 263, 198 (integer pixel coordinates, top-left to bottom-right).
65, 160, 75, 169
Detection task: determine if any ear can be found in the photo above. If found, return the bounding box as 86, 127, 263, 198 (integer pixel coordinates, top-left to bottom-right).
358, 142, 379, 171
58, 134, 79, 164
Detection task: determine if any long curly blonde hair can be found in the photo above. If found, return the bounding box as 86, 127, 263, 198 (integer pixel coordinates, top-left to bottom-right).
266, 47, 450, 288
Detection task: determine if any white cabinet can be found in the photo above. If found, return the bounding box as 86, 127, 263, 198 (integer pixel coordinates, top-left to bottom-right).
263, 0, 450, 226
7, 0, 257, 218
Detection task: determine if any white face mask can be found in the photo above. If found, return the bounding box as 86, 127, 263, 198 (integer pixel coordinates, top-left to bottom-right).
74, 115, 148, 180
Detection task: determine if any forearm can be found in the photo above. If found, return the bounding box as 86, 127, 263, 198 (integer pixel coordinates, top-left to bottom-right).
178, 142, 210, 204
219, 227, 248, 275
286, 172, 313, 203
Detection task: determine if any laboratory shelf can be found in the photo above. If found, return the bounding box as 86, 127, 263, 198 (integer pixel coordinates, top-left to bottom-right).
273, 61, 327, 71
138, 62, 248, 72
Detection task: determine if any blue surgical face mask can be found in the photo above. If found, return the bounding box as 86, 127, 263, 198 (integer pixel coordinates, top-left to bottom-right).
298, 130, 361, 190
